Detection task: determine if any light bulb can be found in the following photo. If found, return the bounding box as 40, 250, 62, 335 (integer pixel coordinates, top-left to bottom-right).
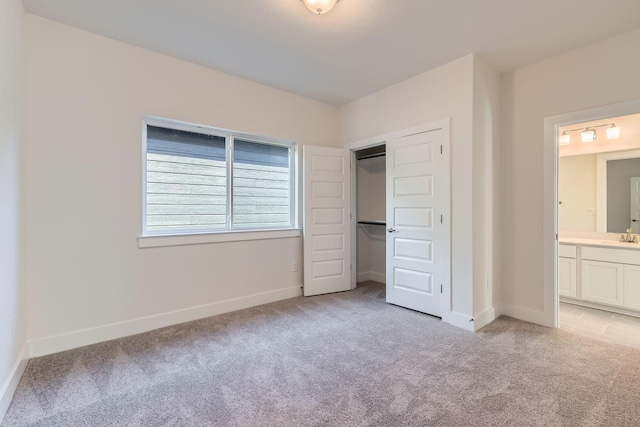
302, 0, 339, 15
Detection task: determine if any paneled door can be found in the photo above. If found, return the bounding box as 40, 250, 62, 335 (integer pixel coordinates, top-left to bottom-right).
386, 130, 448, 316
303, 146, 351, 296
631, 177, 640, 234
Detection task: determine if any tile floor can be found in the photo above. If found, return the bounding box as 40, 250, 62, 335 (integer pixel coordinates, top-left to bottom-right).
559, 302, 640, 349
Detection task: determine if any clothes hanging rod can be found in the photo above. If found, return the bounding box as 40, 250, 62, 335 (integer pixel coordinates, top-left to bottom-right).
357, 153, 386, 160
357, 220, 386, 226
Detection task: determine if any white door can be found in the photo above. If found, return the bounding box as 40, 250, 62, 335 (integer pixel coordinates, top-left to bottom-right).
303, 146, 351, 296
631, 177, 640, 234
386, 130, 448, 316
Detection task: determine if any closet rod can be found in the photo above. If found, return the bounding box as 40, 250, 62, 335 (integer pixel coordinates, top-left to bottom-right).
357, 220, 386, 226
357, 153, 386, 161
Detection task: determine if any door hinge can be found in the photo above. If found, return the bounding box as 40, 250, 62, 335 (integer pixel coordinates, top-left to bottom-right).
440, 214, 443, 224
350, 264, 352, 271
555, 234, 558, 241
440, 145, 443, 154
440, 284, 443, 293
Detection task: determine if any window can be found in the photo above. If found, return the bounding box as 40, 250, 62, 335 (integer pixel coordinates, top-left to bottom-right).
143, 118, 295, 236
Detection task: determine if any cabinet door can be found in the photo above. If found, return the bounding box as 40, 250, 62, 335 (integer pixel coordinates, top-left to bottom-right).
624, 264, 640, 310
581, 260, 624, 306
558, 257, 577, 298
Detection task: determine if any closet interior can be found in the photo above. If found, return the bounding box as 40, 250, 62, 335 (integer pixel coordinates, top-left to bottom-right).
355, 144, 387, 284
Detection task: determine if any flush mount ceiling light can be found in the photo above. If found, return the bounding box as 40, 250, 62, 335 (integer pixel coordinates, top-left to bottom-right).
302, 0, 339, 15
581, 128, 597, 143
558, 122, 621, 145
606, 124, 621, 139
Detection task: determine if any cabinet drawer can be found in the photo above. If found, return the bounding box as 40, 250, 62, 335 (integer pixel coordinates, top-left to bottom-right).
582, 246, 640, 265
559, 244, 576, 258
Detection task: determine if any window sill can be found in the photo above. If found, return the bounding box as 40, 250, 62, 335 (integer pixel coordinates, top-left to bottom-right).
138, 228, 301, 249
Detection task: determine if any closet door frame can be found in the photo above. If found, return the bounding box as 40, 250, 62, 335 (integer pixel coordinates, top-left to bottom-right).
345, 118, 451, 320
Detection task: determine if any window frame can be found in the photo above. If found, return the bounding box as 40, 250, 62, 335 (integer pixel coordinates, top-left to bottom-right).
141, 116, 298, 242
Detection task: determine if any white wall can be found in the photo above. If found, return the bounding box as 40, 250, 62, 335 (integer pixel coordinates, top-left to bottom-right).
0, 0, 27, 419
23, 15, 341, 354
501, 27, 640, 321
340, 55, 476, 323
559, 154, 598, 232
472, 56, 501, 326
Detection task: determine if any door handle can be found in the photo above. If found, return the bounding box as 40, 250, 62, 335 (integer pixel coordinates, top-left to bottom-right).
388, 228, 397, 233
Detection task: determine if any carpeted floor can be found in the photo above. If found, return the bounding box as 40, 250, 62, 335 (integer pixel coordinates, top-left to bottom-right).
3, 281, 640, 426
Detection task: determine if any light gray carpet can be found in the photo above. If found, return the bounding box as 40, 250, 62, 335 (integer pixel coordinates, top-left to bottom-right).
3, 281, 640, 426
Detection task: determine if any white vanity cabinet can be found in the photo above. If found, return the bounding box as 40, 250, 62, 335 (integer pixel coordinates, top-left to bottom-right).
560, 241, 640, 316
558, 244, 577, 298
624, 265, 640, 310
581, 260, 624, 306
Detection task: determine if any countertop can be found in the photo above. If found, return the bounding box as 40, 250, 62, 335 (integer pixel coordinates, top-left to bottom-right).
559, 237, 640, 250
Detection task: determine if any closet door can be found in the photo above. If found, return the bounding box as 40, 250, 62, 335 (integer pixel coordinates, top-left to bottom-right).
386, 129, 448, 317
303, 146, 352, 296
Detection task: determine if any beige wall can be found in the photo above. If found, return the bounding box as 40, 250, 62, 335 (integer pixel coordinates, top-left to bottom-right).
23, 15, 340, 349
472, 55, 501, 321
501, 27, 640, 314
0, 0, 26, 417
558, 154, 598, 232
340, 55, 476, 321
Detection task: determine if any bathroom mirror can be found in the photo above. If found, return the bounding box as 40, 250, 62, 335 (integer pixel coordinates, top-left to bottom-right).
559, 149, 640, 234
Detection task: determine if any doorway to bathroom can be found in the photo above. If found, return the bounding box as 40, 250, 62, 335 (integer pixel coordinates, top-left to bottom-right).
546, 100, 640, 349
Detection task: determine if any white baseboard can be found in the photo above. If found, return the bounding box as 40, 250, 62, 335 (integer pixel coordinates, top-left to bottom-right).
499, 303, 553, 327
29, 286, 302, 358
473, 307, 497, 331
357, 271, 386, 284
443, 311, 475, 332
0, 343, 29, 424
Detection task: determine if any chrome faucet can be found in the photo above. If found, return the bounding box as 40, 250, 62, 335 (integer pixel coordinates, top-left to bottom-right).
620, 228, 638, 243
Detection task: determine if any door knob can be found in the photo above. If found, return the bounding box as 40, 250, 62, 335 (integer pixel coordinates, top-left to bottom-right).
388, 228, 397, 233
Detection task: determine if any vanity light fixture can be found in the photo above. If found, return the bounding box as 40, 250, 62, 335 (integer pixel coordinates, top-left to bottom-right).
606, 124, 621, 140
559, 132, 571, 146
581, 128, 597, 143
559, 122, 621, 145
302, 0, 339, 15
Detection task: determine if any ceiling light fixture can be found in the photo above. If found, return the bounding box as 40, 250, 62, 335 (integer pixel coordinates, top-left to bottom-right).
559, 132, 571, 146
581, 128, 597, 143
606, 124, 621, 140
558, 122, 621, 145
302, 0, 339, 15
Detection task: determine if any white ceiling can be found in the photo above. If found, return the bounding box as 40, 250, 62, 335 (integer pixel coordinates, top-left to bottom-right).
23, 0, 640, 106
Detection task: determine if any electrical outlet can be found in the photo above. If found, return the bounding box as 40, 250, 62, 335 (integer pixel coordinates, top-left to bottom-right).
292, 262, 298, 272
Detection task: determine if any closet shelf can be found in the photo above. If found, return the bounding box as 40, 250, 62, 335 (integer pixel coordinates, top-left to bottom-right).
357, 220, 386, 226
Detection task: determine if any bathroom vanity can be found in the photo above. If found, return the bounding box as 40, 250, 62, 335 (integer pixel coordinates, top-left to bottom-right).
559, 238, 640, 316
